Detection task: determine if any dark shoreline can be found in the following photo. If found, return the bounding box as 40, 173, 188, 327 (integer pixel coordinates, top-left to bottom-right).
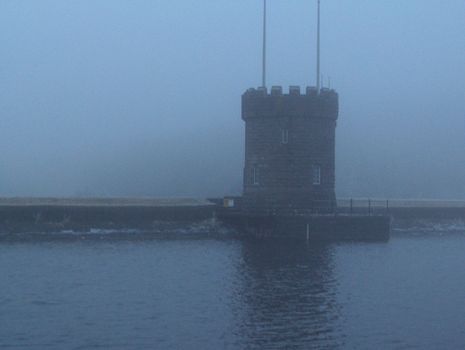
0, 198, 464, 241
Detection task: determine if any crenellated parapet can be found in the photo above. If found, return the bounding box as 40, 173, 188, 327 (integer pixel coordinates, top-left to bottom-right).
241, 85, 339, 211
242, 86, 338, 120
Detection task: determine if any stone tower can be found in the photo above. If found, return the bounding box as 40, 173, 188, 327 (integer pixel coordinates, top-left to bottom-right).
242, 85, 339, 212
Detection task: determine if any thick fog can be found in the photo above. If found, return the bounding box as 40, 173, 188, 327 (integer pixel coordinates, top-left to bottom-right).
1, 0, 464, 199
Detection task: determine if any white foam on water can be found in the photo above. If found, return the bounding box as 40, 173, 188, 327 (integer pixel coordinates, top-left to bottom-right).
394, 219, 465, 235
44, 219, 237, 237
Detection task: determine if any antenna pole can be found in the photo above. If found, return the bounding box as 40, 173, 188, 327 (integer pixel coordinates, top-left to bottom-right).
316, 0, 321, 94
262, 0, 267, 88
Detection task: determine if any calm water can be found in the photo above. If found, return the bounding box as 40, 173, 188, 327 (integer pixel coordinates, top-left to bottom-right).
1, 231, 465, 349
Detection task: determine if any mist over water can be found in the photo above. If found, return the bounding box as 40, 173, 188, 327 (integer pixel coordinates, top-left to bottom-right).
1, 0, 464, 198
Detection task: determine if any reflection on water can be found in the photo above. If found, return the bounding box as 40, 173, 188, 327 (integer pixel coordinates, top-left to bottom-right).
1, 234, 465, 349
234, 240, 343, 349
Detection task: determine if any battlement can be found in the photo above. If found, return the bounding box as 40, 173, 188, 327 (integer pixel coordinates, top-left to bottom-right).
242, 86, 338, 120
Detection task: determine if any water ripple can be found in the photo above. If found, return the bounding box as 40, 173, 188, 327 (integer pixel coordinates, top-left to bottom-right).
1, 236, 465, 349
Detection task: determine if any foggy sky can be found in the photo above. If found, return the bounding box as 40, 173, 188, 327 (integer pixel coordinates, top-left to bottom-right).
1, 0, 464, 199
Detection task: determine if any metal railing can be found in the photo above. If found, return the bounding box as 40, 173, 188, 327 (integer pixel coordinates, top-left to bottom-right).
219, 198, 391, 217
337, 198, 390, 216
218, 197, 465, 217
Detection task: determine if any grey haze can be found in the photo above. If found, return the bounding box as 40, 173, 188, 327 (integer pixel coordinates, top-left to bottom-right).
1, 0, 464, 199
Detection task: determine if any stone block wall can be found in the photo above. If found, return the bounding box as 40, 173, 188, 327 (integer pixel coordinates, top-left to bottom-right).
242, 86, 339, 211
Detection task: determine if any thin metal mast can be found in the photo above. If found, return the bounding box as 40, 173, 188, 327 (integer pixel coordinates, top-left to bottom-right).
262, 0, 267, 88
316, 0, 321, 93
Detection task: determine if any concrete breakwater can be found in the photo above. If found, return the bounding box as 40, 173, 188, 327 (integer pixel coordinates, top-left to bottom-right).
217, 212, 391, 242
0, 198, 216, 234
0, 197, 463, 238
216, 198, 465, 241
336, 198, 465, 230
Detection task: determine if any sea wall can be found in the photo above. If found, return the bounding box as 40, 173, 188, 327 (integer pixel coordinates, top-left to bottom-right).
0, 198, 216, 233
218, 212, 391, 242
0, 197, 463, 236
